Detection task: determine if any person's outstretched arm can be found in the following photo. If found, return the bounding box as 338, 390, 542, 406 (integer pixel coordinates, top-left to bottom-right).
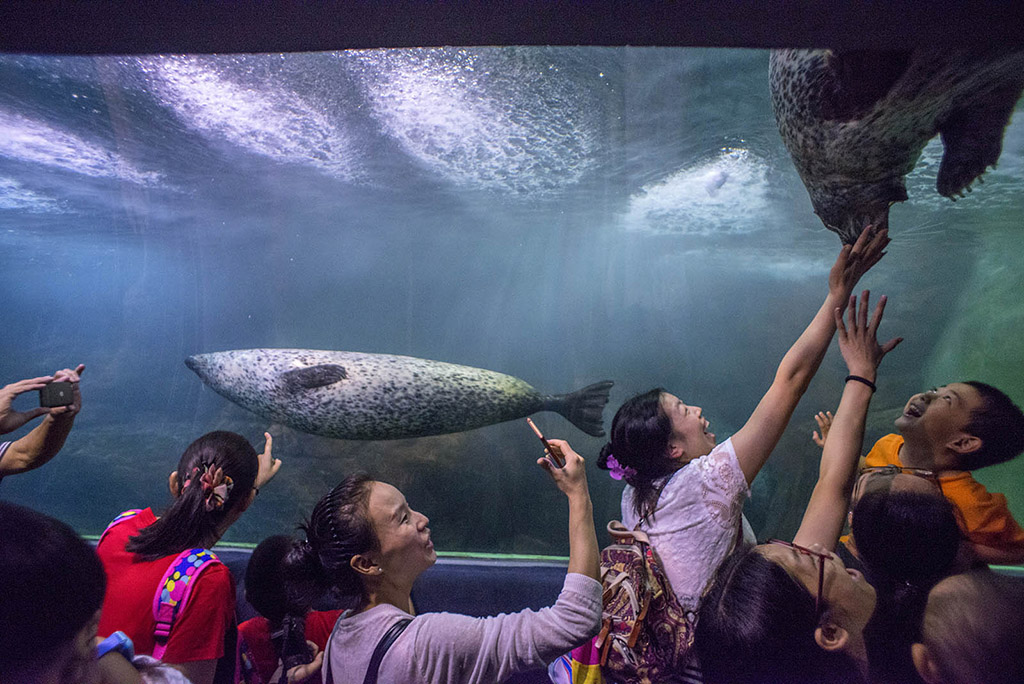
793, 292, 901, 549
0, 374, 54, 434
541, 439, 600, 581
0, 365, 84, 476
731, 227, 889, 485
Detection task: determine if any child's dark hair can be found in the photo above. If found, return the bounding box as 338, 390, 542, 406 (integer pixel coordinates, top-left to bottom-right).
127, 430, 259, 561
959, 381, 1024, 469
598, 388, 679, 520
696, 548, 865, 684
246, 534, 297, 625
284, 474, 379, 612
852, 489, 960, 589
0, 501, 107, 681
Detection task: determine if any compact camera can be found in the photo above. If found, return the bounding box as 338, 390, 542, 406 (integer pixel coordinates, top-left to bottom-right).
274, 614, 313, 672
39, 381, 74, 407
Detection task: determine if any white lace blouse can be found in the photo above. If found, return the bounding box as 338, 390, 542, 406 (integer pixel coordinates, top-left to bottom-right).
621, 438, 752, 611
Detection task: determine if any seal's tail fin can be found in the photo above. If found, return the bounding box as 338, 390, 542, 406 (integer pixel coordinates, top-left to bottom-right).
544, 380, 614, 437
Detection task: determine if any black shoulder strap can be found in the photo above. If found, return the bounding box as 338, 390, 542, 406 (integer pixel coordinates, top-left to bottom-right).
363, 618, 413, 684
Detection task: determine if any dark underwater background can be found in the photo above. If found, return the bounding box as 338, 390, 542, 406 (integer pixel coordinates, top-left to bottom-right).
1, 48, 1022, 556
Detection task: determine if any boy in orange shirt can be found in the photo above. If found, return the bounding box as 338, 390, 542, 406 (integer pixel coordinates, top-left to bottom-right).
817, 381, 1024, 565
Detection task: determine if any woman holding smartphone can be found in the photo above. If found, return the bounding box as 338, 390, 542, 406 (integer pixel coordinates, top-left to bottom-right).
283, 439, 601, 684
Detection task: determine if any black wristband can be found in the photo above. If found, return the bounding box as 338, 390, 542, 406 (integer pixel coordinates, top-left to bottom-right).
845, 374, 877, 393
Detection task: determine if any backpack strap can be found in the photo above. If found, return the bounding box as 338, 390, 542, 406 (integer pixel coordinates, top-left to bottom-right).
98, 509, 144, 546
363, 618, 413, 684
607, 519, 652, 546
152, 548, 223, 660
236, 631, 261, 684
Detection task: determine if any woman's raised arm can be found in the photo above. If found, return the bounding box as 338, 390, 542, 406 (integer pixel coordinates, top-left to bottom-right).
731, 226, 889, 484
793, 291, 902, 549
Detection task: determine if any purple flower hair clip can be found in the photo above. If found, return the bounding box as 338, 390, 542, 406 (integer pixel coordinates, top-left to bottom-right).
606, 454, 637, 481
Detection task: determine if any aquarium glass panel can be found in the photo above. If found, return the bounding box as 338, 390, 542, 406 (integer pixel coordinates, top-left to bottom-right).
2, 48, 1022, 555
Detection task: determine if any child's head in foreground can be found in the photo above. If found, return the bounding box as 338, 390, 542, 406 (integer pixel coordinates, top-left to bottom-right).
0, 500, 107, 684
912, 569, 1024, 684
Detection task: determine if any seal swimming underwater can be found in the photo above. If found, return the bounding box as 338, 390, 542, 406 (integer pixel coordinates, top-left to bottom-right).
770, 47, 1024, 243
185, 349, 613, 440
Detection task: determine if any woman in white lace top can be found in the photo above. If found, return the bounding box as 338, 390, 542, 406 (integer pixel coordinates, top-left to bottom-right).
597, 225, 890, 611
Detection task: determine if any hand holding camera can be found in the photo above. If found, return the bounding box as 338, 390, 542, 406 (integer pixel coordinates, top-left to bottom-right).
41, 364, 85, 418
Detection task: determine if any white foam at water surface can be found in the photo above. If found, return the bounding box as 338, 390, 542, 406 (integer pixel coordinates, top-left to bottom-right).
0, 107, 161, 187
0, 176, 63, 213
624, 147, 770, 235
345, 48, 599, 195
141, 56, 358, 180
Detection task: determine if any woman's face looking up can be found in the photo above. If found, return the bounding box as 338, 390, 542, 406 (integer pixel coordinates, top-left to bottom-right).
366, 482, 437, 582
759, 542, 877, 636
660, 392, 716, 462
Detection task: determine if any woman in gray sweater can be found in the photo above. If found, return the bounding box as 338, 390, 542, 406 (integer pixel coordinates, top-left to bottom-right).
283, 438, 602, 684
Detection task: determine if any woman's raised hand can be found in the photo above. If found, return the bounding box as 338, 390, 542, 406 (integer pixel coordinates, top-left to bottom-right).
538, 437, 600, 581
537, 438, 590, 499
834, 290, 903, 380
828, 225, 890, 302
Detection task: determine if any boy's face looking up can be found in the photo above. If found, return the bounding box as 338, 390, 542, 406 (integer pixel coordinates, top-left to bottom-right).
896, 383, 983, 454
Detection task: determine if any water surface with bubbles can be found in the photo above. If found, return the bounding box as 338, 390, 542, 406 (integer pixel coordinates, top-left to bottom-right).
2, 48, 1022, 554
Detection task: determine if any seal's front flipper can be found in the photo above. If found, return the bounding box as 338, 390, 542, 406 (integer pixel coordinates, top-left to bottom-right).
281, 364, 348, 392
937, 81, 1024, 198
544, 380, 614, 437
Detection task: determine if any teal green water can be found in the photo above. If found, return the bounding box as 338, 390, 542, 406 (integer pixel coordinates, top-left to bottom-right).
1, 48, 1022, 556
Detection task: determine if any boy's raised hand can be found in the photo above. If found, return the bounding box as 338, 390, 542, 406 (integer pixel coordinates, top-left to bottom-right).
811, 410, 833, 449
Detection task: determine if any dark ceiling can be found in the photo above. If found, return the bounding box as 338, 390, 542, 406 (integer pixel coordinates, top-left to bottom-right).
2, 1, 1023, 55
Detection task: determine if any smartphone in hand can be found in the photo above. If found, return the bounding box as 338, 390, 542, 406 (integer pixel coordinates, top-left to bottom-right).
526, 418, 564, 468
40, 381, 74, 407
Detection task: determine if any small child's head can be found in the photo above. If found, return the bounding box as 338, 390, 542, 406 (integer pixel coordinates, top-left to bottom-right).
0, 501, 106, 684
912, 569, 1024, 684
246, 534, 298, 625
895, 381, 1024, 470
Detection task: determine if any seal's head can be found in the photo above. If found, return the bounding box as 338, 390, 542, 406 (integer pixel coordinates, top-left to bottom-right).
805, 175, 908, 244
185, 353, 212, 384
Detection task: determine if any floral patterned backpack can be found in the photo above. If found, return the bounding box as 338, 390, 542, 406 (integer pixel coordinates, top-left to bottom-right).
569, 521, 696, 684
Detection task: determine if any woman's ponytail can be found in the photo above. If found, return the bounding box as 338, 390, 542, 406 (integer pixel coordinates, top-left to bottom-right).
283, 474, 378, 611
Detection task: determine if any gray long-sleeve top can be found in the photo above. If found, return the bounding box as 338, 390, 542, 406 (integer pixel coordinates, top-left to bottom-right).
323, 572, 602, 684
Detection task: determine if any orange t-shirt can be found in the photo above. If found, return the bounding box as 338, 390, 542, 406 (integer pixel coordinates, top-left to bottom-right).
865, 434, 1024, 554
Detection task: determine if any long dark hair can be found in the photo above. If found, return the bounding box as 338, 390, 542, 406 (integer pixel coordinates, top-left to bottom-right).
0, 501, 107, 681
696, 547, 865, 684
284, 474, 379, 612
127, 431, 258, 561
598, 388, 679, 520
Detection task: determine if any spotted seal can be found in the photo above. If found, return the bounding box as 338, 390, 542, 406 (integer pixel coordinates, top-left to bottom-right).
185, 348, 613, 440
770, 48, 1024, 243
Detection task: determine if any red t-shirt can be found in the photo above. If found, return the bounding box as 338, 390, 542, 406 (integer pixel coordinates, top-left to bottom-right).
96, 508, 236, 662
238, 610, 342, 683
